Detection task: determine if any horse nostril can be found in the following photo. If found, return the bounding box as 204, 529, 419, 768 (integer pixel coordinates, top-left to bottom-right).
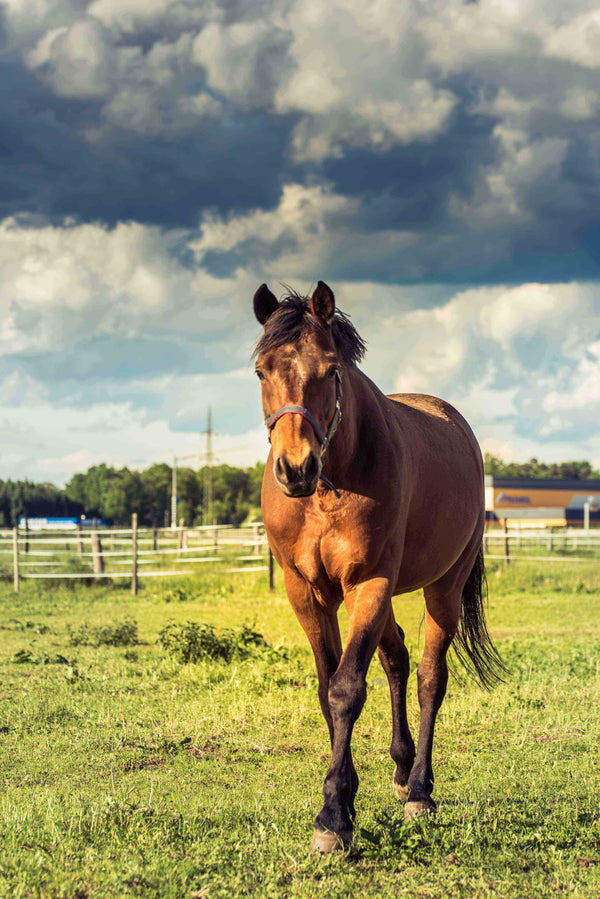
276, 455, 298, 484
302, 453, 319, 482
275, 454, 318, 493
276, 456, 289, 482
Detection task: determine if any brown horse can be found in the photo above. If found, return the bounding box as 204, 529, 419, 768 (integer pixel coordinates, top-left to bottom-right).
253, 281, 504, 852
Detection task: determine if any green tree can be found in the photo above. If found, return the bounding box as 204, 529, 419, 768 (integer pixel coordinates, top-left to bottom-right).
140, 463, 171, 527
484, 453, 600, 480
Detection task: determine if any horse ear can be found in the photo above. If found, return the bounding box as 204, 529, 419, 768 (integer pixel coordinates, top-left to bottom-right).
310, 281, 335, 325
253, 284, 279, 325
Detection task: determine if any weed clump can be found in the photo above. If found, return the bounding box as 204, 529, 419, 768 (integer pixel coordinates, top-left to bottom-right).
67, 618, 138, 647
161, 583, 195, 603
158, 621, 269, 663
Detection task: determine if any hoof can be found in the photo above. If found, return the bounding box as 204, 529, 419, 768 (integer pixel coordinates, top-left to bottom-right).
392, 780, 410, 803
310, 827, 352, 853
404, 800, 436, 822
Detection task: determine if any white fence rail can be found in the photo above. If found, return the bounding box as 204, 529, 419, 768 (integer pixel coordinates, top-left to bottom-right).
4, 519, 598, 591
484, 524, 600, 566
1, 519, 275, 594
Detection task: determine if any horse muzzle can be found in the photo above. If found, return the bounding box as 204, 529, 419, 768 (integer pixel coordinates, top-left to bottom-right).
274, 452, 321, 497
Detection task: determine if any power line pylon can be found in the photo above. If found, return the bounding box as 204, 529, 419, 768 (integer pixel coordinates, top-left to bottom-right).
201, 406, 214, 527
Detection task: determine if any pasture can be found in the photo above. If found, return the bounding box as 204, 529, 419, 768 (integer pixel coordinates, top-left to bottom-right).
0, 560, 598, 898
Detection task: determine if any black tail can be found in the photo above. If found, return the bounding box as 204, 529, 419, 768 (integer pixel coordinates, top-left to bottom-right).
453, 546, 507, 690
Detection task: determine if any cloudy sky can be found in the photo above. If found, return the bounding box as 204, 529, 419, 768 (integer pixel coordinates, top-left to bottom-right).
1, 0, 600, 484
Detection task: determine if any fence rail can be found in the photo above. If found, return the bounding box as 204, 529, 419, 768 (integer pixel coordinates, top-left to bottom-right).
5, 519, 600, 592
3, 519, 274, 593
484, 522, 600, 566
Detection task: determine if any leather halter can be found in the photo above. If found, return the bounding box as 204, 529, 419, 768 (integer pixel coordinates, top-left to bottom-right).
264, 372, 342, 496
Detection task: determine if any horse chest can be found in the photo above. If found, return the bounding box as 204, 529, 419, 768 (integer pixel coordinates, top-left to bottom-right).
263, 474, 392, 589
291, 518, 373, 589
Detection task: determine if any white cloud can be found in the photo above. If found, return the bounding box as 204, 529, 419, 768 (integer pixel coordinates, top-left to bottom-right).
385, 281, 600, 393
477, 282, 585, 346
0, 217, 251, 355
352, 281, 600, 456
544, 10, 600, 69
194, 181, 417, 281
544, 341, 600, 411
0, 244, 599, 481
27, 17, 116, 98
273, 0, 456, 160
87, 0, 217, 36
192, 19, 290, 109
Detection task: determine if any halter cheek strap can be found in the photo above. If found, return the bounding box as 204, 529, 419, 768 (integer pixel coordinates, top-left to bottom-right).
264, 375, 342, 497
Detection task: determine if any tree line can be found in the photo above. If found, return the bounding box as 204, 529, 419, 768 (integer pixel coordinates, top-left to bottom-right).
483, 454, 600, 480
2, 455, 600, 527
0, 462, 265, 528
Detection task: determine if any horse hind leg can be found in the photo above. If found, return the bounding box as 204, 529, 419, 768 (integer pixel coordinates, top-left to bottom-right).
377, 609, 415, 802
404, 584, 461, 821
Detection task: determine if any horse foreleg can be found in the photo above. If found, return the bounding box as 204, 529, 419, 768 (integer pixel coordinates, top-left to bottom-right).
282, 567, 342, 744
312, 579, 390, 852
377, 608, 415, 802
310, 612, 343, 747
405, 588, 460, 820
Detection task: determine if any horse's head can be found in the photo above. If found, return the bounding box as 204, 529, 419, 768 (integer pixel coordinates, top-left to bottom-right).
253, 282, 342, 497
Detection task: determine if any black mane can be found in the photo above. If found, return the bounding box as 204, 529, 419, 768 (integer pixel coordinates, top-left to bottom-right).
253, 295, 366, 366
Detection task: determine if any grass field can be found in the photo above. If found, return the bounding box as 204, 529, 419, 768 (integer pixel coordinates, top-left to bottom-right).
1, 559, 599, 898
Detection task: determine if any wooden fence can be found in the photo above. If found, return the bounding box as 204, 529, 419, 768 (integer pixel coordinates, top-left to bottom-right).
484, 522, 600, 566
4, 518, 599, 592
1, 519, 274, 594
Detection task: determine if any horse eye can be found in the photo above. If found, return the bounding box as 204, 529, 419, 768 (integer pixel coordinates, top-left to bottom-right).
327, 367, 338, 379
255, 369, 265, 381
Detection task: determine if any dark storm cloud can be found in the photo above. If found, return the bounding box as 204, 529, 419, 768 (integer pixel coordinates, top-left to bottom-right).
314, 86, 600, 284
321, 104, 498, 229
0, 53, 291, 227
2, 0, 600, 287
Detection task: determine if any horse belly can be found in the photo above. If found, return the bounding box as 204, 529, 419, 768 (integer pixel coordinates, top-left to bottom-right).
395, 497, 483, 593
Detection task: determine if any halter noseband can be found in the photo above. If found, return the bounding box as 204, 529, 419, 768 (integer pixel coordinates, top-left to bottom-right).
264, 372, 342, 497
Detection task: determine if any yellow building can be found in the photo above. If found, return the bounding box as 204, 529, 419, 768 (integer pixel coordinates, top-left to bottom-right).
485, 476, 600, 528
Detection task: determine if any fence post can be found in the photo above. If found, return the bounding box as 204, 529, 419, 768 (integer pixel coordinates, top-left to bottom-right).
268, 547, 275, 591
503, 519, 510, 566
91, 528, 104, 575
76, 522, 84, 558
131, 513, 138, 596
182, 526, 188, 552
213, 527, 219, 554
253, 523, 260, 555
24, 517, 29, 555
13, 527, 19, 594
177, 518, 184, 557
547, 527, 553, 553
152, 527, 158, 552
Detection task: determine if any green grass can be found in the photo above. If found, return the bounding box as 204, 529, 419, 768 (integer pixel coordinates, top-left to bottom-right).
0, 562, 598, 897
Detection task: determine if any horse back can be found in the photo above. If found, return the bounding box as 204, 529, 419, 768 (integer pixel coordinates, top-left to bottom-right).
386, 392, 482, 474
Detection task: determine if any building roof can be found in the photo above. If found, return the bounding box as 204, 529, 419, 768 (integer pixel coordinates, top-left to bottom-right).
485, 476, 600, 491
